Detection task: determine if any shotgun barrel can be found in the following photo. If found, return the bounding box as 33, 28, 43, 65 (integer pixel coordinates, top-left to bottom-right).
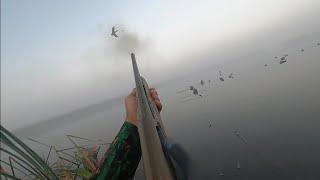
131, 53, 175, 180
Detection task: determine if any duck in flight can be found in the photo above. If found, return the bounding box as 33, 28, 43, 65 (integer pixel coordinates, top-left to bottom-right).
219, 71, 224, 82
192, 88, 202, 97
111, 26, 119, 37
279, 54, 288, 64
200, 80, 205, 86
228, 73, 234, 79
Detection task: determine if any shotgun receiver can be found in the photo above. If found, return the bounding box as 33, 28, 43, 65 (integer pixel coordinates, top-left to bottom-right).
131, 53, 175, 180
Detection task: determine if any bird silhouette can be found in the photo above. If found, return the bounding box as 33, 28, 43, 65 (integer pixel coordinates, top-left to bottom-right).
111, 26, 119, 37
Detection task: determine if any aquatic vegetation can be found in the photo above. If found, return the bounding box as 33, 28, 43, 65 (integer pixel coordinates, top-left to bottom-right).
0, 125, 109, 179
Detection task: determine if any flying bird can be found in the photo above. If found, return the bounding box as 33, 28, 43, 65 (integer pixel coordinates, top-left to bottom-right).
280, 59, 287, 64
228, 73, 234, 79
219, 71, 225, 82
200, 80, 205, 86
190, 88, 203, 97
193, 88, 200, 96
111, 26, 119, 37
279, 54, 288, 64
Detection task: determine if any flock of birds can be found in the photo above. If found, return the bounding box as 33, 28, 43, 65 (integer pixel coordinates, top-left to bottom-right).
174, 40, 319, 176
177, 70, 235, 100
177, 41, 320, 103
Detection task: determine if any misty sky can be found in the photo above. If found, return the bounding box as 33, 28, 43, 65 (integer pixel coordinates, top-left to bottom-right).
1, 0, 320, 130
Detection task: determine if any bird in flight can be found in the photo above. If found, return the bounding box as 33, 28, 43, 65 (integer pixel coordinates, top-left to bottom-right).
111, 26, 119, 37
228, 73, 234, 79
200, 80, 205, 86
280, 54, 288, 64
219, 71, 224, 82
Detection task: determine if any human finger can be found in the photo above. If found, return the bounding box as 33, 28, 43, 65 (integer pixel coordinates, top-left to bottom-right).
150, 88, 162, 111
129, 88, 136, 97
150, 88, 159, 99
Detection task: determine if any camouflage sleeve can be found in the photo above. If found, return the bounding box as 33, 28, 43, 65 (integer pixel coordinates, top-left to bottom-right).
94, 121, 141, 180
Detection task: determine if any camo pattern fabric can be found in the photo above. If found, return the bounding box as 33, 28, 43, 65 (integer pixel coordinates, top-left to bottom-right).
93, 122, 141, 180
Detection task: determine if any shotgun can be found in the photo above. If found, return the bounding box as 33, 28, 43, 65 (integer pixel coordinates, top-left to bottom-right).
131, 53, 175, 180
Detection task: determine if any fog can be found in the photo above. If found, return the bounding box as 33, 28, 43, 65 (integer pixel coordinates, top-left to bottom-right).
14, 34, 320, 179
2, 0, 320, 131
1, 1, 320, 178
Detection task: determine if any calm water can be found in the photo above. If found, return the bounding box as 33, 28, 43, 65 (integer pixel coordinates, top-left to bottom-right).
15, 42, 320, 180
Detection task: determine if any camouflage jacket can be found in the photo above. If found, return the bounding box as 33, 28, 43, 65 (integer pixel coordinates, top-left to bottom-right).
93, 122, 141, 180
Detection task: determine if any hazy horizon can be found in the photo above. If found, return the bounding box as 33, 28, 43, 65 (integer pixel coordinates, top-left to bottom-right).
1, 1, 320, 179
2, 0, 320, 131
